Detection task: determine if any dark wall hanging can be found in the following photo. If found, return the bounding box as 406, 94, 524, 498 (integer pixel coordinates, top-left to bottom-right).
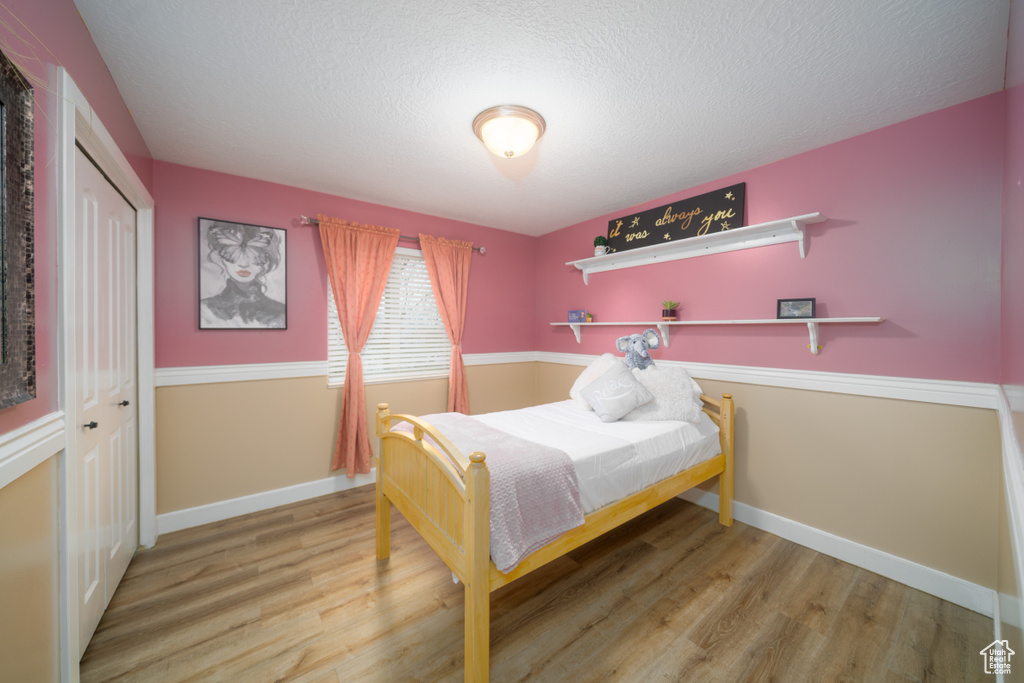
0, 49, 35, 409
606, 182, 745, 254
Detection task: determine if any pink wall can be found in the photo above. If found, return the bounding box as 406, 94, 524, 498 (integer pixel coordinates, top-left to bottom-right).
536, 94, 1005, 383
0, 0, 153, 434
0, 0, 1012, 399
1003, 0, 1024, 390
9, 0, 153, 191
153, 162, 537, 368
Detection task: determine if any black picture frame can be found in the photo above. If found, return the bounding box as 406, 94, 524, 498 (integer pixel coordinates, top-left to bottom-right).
198, 218, 287, 330
777, 298, 816, 319
0, 49, 35, 410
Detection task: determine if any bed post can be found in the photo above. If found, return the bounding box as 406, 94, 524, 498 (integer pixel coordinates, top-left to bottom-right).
375, 403, 392, 561
719, 393, 734, 527
464, 451, 490, 683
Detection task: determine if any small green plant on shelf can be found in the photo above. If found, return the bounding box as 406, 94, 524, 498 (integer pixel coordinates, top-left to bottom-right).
661, 300, 680, 321
593, 235, 608, 256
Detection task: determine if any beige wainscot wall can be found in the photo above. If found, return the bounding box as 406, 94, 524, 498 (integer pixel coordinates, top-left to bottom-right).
537, 362, 1001, 590
156, 359, 1002, 591
0, 456, 60, 682
155, 363, 539, 515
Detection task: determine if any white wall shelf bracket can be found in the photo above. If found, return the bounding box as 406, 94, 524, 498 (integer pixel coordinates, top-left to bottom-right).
656, 323, 672, 348
807, 321, 820, 354
795, 220, 809, 258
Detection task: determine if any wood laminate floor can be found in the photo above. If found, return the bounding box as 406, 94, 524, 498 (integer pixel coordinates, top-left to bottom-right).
81, 486, 993, 682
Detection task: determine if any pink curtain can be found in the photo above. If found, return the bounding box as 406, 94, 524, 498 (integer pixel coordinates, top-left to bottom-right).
419, 234, 473, 414
318, 215, 400, 475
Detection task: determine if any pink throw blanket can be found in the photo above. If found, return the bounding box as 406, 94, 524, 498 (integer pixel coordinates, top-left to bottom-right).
397, 413, 585, 573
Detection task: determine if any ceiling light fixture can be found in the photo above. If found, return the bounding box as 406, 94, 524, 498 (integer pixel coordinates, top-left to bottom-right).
472, 105, 546, 159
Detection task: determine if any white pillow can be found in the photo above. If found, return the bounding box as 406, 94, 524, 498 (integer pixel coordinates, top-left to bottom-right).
580, 360, 655, 422
621, 364, 702, 423
569, 353, 620, 410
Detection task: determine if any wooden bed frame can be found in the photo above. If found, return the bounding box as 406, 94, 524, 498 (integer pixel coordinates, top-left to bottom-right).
374, 393, 734, 683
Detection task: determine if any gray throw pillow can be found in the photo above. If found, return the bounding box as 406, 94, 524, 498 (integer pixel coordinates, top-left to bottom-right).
569, 353, 620, 410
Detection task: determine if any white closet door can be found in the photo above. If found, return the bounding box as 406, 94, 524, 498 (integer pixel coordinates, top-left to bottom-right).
74, 146, 138, 657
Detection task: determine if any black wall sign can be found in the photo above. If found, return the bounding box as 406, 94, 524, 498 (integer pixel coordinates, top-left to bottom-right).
606, 183, 746, 253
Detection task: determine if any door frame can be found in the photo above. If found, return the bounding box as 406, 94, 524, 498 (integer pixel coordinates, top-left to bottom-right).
56, 68, 156, 682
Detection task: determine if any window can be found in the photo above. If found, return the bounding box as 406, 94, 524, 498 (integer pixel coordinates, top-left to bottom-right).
327, 247, 451, 386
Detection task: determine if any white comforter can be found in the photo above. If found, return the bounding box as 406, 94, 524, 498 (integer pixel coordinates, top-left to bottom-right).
473, 400, 721, 514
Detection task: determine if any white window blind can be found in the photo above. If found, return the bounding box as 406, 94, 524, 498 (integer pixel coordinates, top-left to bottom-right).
327, 248, 451, 387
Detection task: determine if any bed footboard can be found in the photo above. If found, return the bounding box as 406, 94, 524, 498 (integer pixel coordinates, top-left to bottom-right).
375, 404, 490, 680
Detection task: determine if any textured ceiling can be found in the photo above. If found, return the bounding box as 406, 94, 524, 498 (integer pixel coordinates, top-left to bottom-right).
73, 0, 1009, 236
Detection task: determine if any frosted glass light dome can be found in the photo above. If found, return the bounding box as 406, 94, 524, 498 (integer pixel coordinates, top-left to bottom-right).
472, 105, 546, 159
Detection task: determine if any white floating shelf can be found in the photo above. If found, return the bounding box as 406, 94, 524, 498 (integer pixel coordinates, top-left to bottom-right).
550, 317, 883, 355
569, 213, 828, 284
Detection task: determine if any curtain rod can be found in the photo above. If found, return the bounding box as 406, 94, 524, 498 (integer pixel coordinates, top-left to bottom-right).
299, 215, 486, 254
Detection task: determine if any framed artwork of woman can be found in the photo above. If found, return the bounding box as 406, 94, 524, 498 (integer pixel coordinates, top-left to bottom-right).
198, 218, 287, 329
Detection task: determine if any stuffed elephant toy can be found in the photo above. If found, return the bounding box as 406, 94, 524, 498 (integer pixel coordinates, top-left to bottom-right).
616, 328, 661, 370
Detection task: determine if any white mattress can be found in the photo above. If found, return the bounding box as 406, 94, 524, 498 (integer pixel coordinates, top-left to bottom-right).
472, 400, 721, 514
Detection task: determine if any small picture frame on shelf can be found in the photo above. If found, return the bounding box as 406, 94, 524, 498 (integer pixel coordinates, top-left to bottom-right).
777, 298, 816, 319
568, 309, 587, 323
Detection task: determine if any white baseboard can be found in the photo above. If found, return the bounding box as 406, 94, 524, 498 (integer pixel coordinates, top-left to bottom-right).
678, 488, 995, 616
156, 470, 376, 534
